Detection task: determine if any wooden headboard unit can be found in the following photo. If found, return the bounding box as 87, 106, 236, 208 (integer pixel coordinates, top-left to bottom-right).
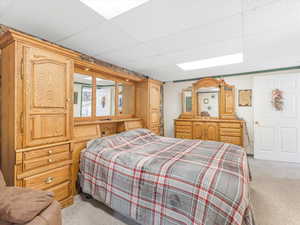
0, 26, 162, 206
72, 118, 143, 193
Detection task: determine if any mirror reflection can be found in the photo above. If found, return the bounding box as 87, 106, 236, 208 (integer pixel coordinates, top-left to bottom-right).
197, 87, 219, 117
74, 73, 92, 117
96, 78, 115, 117
118, 83, 135, 114
182, 89, 192, 113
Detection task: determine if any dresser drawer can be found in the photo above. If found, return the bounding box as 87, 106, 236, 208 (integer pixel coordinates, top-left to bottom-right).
176, 125, 192, 133
47, 181, 71, 201
24, 144, 70, 160
23, 166, 70, 190
220, 136, 241, 146
220, 128, 241, 137
219, 123, 241, 128
175, 121, 192, 126
176, 133, 192, 139
23, 152, 71, 172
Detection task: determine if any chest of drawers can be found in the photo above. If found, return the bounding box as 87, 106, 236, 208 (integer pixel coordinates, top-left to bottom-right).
15, 142, 73, 208
174, 119, 244, 147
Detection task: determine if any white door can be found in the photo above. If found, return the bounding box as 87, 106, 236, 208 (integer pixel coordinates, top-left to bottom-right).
253, 73, 300, 163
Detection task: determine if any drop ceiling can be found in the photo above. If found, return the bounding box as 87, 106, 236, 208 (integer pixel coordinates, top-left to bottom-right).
1, 0, 300, 81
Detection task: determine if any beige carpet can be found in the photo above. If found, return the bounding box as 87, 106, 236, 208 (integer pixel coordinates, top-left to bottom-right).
63, 158, 300, 225
251, 177, 300, 225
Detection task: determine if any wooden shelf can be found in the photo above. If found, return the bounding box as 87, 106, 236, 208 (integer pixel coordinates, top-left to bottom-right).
74, 118, 143, 126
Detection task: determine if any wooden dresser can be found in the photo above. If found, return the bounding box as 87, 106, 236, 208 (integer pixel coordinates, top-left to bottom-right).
175, 119, 244, 146
175, 78, 245, 147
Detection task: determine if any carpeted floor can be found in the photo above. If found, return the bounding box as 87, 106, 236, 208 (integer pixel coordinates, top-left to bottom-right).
62, 157, 300, 225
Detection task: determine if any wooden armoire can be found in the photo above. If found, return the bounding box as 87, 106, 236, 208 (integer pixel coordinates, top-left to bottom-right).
136, 79, 162, 135
175, 78, 245, 147
0, 27, 162, 207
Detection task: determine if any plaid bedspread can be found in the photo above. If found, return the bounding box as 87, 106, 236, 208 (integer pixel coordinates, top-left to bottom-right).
80, 129, 254, 225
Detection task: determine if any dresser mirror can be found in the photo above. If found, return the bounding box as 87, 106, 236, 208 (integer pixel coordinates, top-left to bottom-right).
74, 73, 92, 118
117, 83, 135, 115
96, 78, 116, 117
197, 87, 219, 117
182, 88, 192, 113
179, 78, 235, 120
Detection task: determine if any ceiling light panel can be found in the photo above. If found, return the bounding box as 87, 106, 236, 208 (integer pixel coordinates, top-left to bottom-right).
177, 53, 244, 71
80, 0, 150, 20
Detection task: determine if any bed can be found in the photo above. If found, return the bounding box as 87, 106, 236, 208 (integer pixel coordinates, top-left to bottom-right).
80, 129, 255, 225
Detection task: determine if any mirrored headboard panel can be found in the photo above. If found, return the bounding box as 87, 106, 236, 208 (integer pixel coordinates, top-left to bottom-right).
73, 66, 137, 121
74, 73, 93, 118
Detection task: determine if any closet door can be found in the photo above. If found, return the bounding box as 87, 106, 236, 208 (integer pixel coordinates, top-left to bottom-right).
23, 46, 72, 147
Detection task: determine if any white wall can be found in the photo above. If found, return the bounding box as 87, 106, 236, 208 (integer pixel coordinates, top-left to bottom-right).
163, 75, 254, 154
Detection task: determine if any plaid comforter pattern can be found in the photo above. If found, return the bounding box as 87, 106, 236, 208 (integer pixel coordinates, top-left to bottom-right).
80, 129, 254, 225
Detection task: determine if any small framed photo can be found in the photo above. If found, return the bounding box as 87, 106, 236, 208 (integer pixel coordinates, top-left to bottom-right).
239, 89, 252, 107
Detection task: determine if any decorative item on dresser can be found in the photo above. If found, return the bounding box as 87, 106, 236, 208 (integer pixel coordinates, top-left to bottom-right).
0, 26, 156, 207
175, 78, 245, 147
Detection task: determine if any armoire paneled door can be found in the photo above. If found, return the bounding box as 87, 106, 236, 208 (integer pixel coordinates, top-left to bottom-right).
253, 72, 300, 163
136, 79, 162, 135
149, 82, 161, 134
23, 46, 73, 147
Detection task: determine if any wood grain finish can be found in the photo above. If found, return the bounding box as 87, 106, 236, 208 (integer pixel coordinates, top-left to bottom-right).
47, 181, 71, 202
176, 78, 245, 147
193, 122, 205, 140
23, 151, 70, 172
0, 27, 157, 209
176, 133, 192, 139
72, 118, 143, 194
23, 165, 70, 190
0, 42, 16, 185
23, 144, 69, 160
176, 119, 244, 146
125, 120, 143, 130
23, 46, 72, 147
136, 79, 162, 135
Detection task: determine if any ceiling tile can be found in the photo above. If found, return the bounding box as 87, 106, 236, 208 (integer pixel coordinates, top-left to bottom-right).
113, 0, 242, 42
58, 21, 139, 56
243, 0, 283, 11
143, 14, 243, 55
244, 0, 300, 36
1, 0, 106, 42
166, 38, 243, 64
96, 43, 158, 63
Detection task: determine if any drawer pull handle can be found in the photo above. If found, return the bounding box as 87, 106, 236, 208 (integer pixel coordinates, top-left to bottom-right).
45, 177, 54, 184
48, 150, 53, 154
48, 159, 54, 163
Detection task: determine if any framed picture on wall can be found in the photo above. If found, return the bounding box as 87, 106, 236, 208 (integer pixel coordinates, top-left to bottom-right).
238, 89, 252, 107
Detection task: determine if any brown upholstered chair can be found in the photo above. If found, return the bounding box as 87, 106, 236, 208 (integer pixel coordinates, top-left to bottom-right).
0, 170, 62, 225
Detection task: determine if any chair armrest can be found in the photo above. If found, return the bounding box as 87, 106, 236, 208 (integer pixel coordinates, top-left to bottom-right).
0, 171, 6, 187
25, 201, 62, 225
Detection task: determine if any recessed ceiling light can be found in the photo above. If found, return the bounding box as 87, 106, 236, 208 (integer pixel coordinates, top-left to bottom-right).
80, 0, 150, 20
177, 53, 244, 71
